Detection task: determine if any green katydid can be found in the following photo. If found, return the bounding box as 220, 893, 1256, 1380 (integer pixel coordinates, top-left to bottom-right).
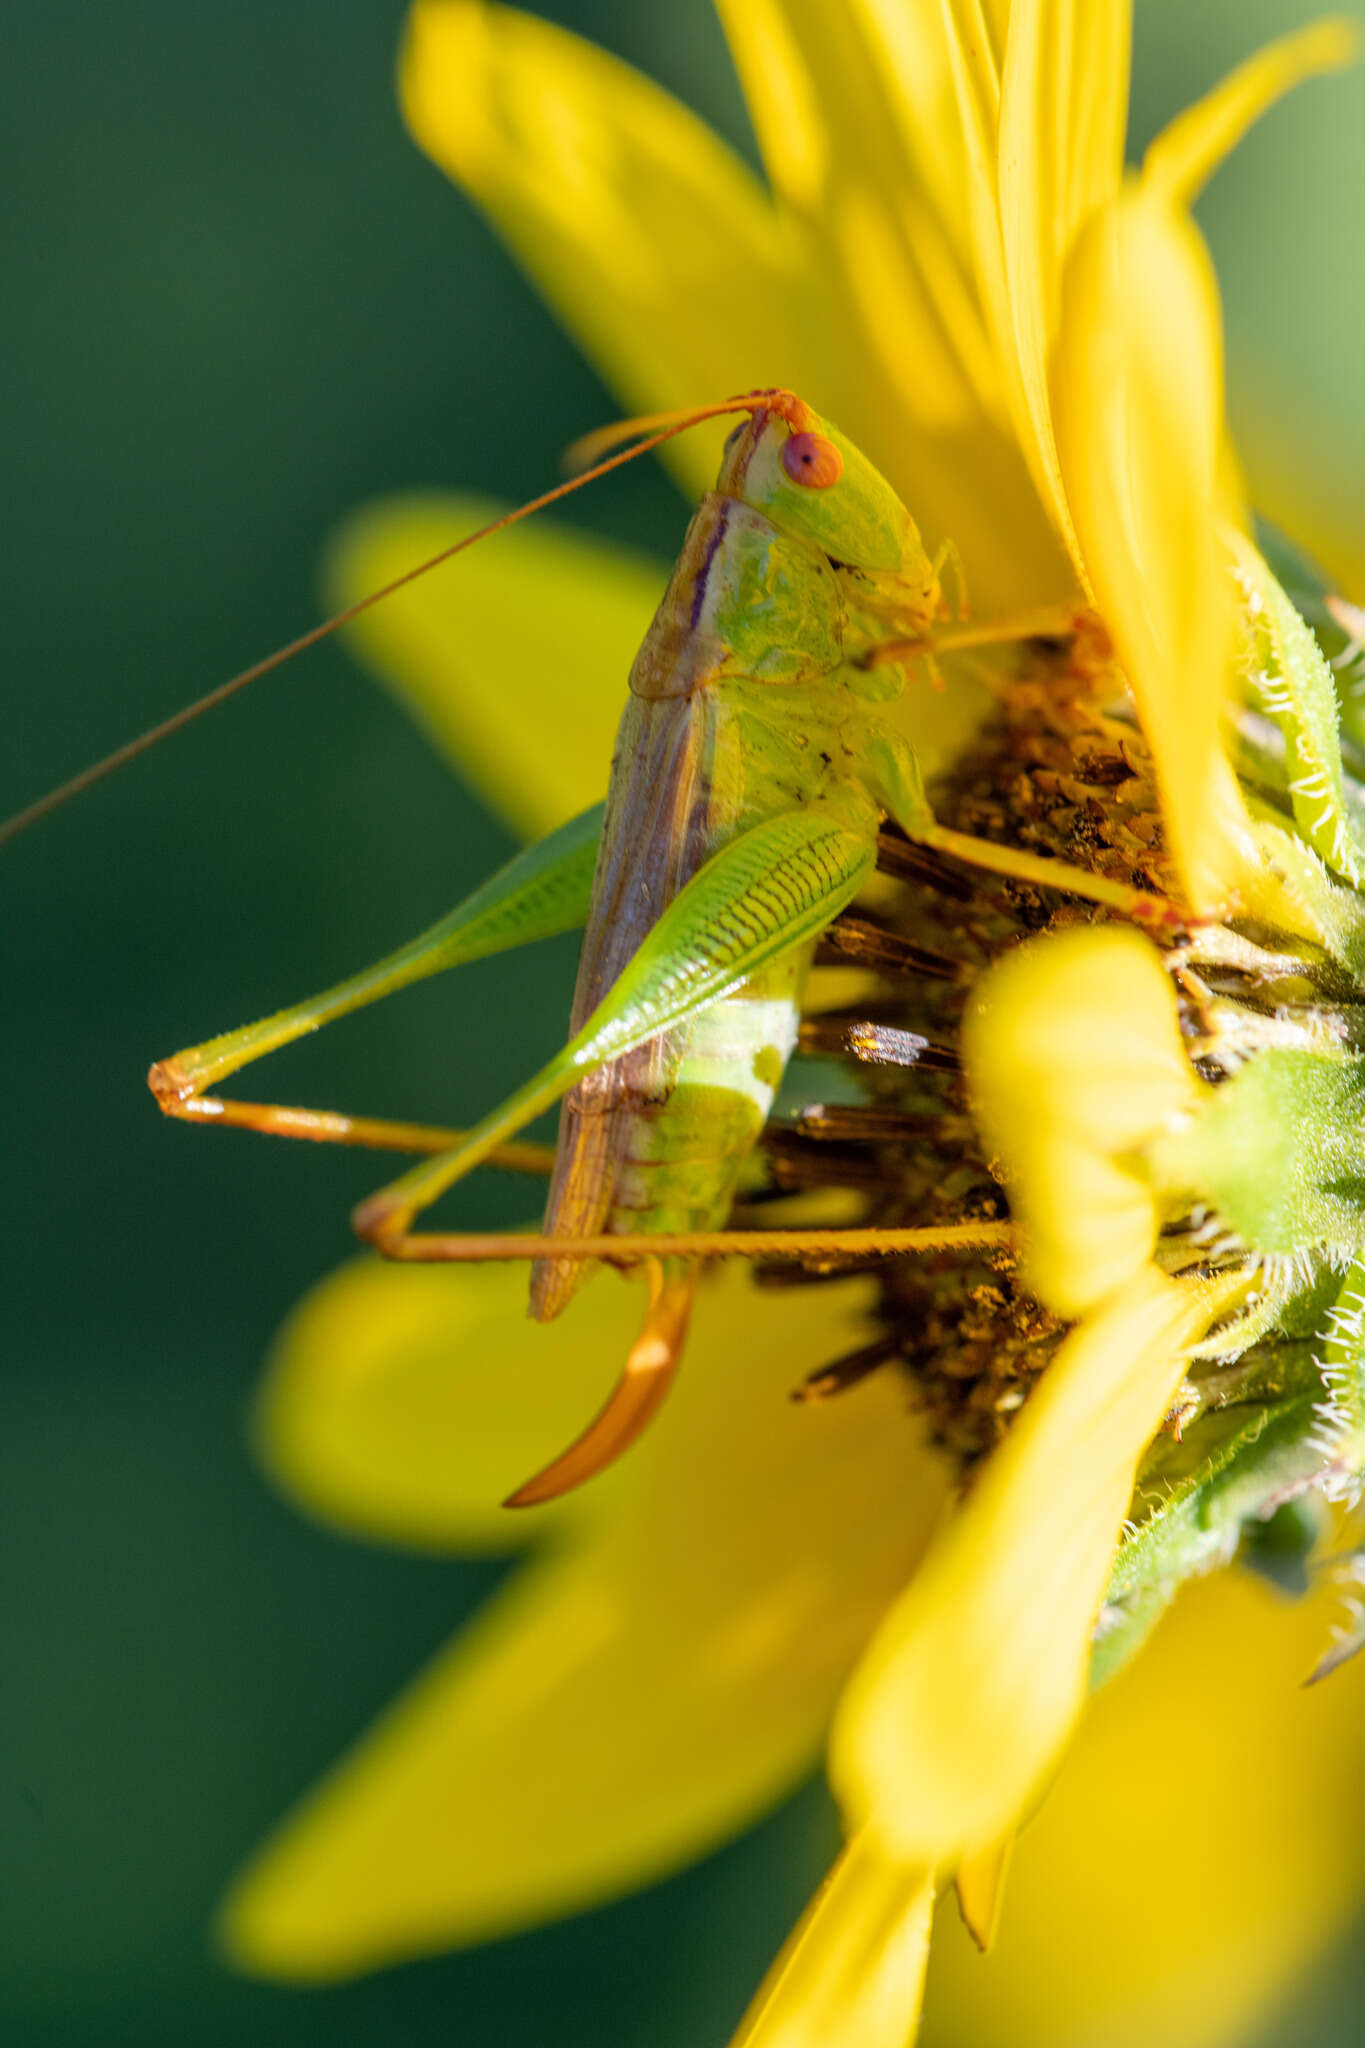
7, 387, 1173, 1504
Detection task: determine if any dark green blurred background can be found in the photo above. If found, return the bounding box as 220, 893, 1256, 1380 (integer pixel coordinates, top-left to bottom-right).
5, 4, 1364, 2042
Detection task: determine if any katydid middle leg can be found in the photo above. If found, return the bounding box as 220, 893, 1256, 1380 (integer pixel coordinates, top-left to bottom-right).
147, 803, 603, 1159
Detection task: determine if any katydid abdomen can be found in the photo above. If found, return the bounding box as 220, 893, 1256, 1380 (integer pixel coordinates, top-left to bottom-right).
533, 944, 811, 1320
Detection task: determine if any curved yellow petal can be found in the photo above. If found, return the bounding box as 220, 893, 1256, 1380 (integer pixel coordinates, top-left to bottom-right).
400, 0, 817, 500
1144, 16, 1359, 211
922, 1565, 1365, 2048
963, 926, 1205, 1319
731, 1833, 934, 2048
1054, 186, 1249, 913
327, 493, 664, 837
222, 1268, 949, 1978
830, 1268, 1211, 1868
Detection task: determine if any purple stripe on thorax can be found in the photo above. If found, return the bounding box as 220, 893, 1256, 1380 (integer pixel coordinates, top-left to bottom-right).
688, 498, 731, 631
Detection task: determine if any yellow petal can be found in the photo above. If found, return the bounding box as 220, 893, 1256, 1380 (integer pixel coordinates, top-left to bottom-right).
963, 926, 1205, 1319
1144, 16, 1360, 210
1053, 185, 1249, 913
717, 0, 965, 257
952, 1830, 1012, 1953
830, 1267, 1212, 1868
716, 0, 1074, 611
222, 1267, 949, 1977
731, 1832, 934, 2048
327, 494, 664, 837
923, 1565, 1365, 2048
404, 2, 1072, 611
400, 0, 817, 500
997, 0, 1130, 571
932, 1, 1015, 440
714, 0, 991, 420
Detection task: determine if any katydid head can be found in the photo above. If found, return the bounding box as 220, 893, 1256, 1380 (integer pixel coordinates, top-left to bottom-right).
716, 402, 926, 585
566, 390, 923, 583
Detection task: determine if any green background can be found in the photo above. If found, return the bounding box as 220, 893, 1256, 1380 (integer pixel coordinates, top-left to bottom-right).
5, 3, 1363, 2042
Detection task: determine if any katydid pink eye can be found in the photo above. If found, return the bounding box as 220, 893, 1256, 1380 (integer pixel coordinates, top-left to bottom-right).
781, 431, 843, 488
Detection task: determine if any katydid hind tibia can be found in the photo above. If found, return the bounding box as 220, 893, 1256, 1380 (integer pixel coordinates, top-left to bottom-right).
128, 388, 1166, 1504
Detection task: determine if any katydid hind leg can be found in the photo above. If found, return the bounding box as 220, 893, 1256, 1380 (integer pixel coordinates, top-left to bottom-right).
351, 800, 880, 1253
148, 803, 603, 1145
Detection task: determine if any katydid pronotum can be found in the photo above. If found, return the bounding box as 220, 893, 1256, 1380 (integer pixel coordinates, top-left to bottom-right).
6, 388, 1174, 1505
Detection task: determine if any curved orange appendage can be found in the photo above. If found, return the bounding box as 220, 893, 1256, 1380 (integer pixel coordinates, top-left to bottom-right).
504, 1266, 695, 1508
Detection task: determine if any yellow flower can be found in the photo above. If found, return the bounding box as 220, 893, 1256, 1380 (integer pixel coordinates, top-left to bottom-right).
217, 5, 1365, 2045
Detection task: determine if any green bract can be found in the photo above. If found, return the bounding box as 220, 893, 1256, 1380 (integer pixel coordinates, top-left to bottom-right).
1094, 547, 1365, 1682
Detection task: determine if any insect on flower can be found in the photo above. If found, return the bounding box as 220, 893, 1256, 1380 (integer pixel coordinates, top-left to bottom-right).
13, 6, 1365, 2042
4, 384, 1177, 1507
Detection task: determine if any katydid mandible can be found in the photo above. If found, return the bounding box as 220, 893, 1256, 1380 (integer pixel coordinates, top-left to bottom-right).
141, 388, 1166, 1504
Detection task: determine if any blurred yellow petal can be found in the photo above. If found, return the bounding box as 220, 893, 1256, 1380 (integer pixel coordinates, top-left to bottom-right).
731, 1832, 933, 2048
934, 2, 1014, 435
997, 0, 1129, 571
1054, 186, 1250, 913
401, 3, 1075, 608
830, 1268, 1211, 1868
1144, 16, 1359, 210
222, 1268, 951, 1978
715, 0, 990, 421
963, 926, 1205, 1319
328, 493, 663, 837
715, 0, 1073, 610
717, 0, 965, 256
400, 0, 818, 498
923, 1566, 1365, 2048
952, 1831, 1011, 1954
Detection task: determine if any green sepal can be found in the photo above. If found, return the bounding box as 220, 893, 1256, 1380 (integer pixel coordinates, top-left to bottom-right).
1095, 1254, 1365, 1688
1263, 1252, 1358, 1343
1242, 1493, 1328, 1596
1233, 534, 1365, 888
1243, 810, 1365, 982
1184, 1260, 1331, 1362
1089, 1581, 1172, 1689
1255, 518, 1361, 668
1094, 1390, 1323, 1687
1154, 1049, 1365, 1255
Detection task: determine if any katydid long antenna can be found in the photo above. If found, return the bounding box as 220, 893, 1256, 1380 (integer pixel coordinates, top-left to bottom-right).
0, 390, 811, 849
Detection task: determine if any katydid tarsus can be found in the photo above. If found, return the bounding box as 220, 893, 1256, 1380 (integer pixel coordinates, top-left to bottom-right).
7, 387, 1174, 1505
